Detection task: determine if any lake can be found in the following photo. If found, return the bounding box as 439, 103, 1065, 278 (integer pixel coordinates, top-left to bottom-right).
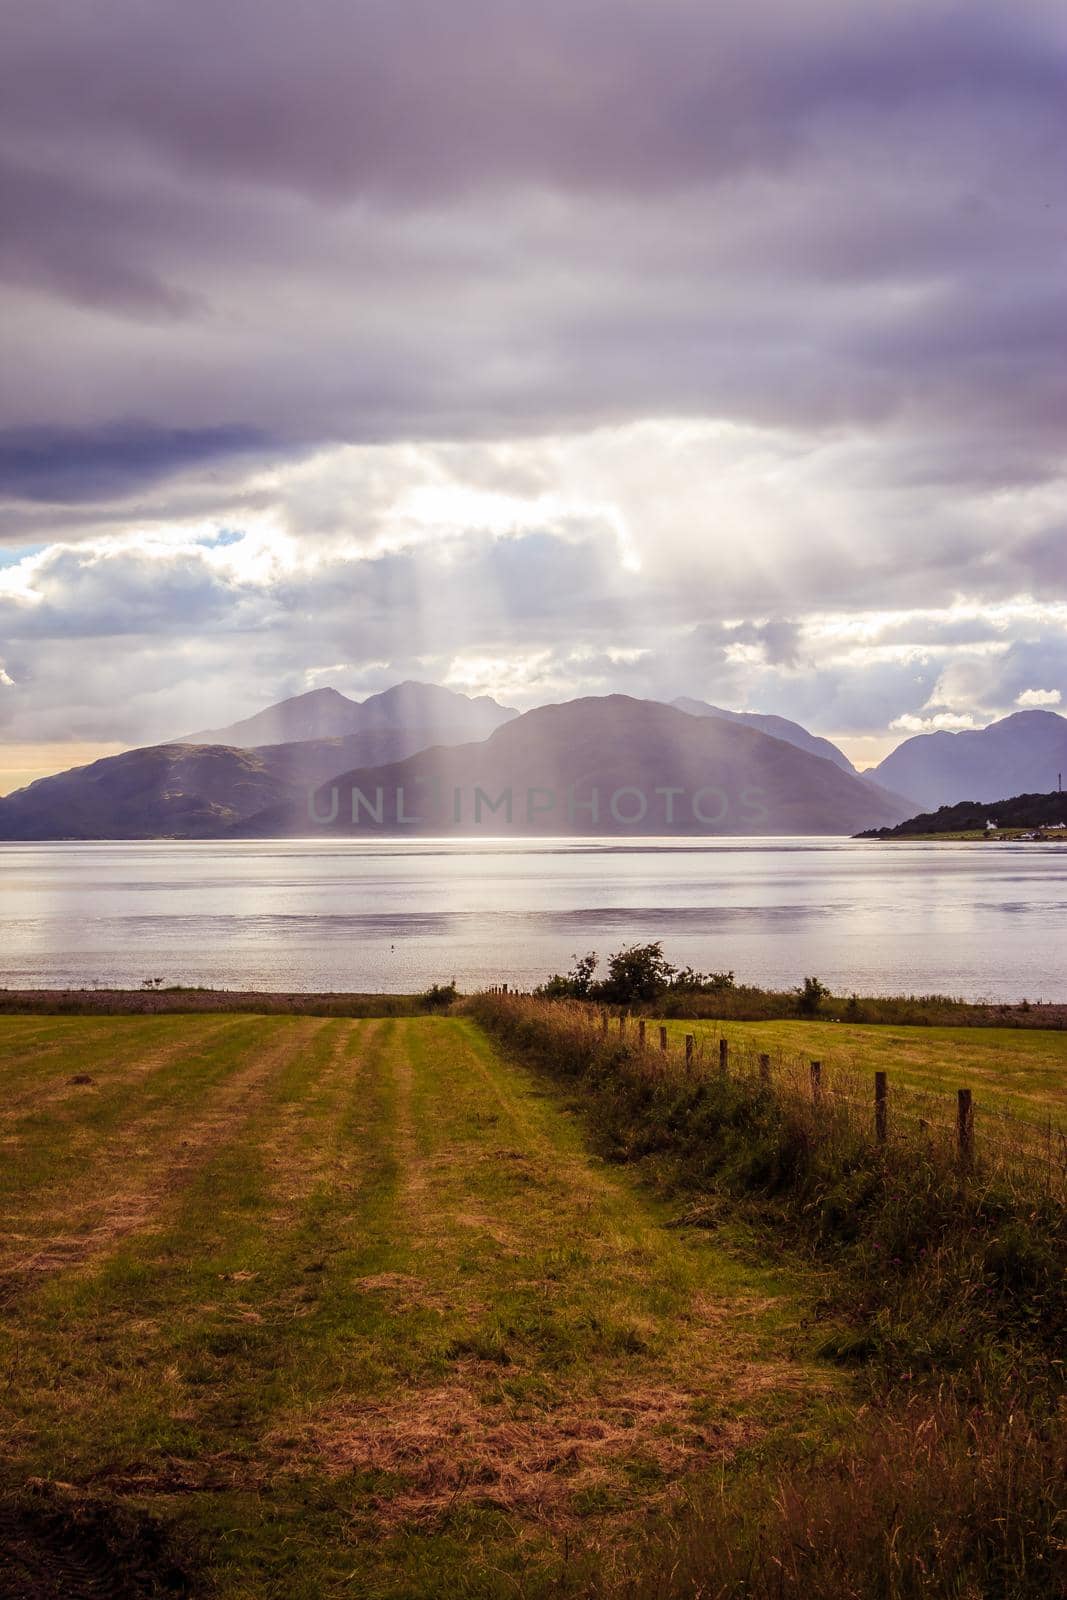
0, 837, 1065, 1000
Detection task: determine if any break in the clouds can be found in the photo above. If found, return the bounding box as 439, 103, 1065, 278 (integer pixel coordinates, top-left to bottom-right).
1, 0, 1066, 779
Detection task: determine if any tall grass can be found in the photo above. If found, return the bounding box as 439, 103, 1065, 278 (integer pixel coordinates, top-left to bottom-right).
471, 993, 1067, 1600
605, 1398, 1066, 1600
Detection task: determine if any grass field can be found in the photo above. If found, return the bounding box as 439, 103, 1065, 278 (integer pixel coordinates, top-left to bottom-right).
0, 1014, 835, 1599
660, 1016, 1067, 1128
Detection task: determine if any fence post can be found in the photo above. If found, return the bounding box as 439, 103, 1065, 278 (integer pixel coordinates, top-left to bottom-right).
601, 1009, 609, 1035
659, 1025, 668, 1053
718, 1037, 729, 1076
874, 1071, 888, 1143
502, 983, 508, 994
810, 1060, 822, 1105
759, 1052, 771, 1084
957, 1088, 974, 1166
685, 1034, 694, 1069
638, 1019, 646, 1049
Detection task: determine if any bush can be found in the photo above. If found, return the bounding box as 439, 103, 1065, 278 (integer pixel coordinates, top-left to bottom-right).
536, 951, 598, 999
536, 946, 737, 1005
796, 975, 828, 1016
597, 942, 676, 1005
419, 980, 458, 1011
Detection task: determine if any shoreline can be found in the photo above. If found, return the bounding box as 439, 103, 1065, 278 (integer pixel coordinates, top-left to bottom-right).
3, 985, 1066, 1028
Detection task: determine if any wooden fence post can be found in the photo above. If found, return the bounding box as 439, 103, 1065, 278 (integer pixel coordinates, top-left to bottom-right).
601, 1009, 609, 1034
618, 1013, 626, 1035
718, 1037, 729, 1076
685, 1034, 694, 1069
502, 983, 508, 994
759, 1052, 771, 1084
875, 1071, 888, 1143
659, 1025, 668, 1052
810, 1060, 822, 1105
638, 1019, 646, 1049
957, 1088, 974, 1166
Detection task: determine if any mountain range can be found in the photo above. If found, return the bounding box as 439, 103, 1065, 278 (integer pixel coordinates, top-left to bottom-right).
1, 681, 1063, 839
240, 695, 911, 837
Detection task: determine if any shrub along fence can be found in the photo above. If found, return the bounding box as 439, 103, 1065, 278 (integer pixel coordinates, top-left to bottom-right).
485, 994, 1065, 1198
469, 991, 1066, 1377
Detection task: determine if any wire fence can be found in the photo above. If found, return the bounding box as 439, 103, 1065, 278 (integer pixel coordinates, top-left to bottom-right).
480, 992, 1067, 1201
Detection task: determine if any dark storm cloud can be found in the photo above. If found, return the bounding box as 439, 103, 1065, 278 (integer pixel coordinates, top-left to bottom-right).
0, 424, 275, 503
5, 1, 1064, 201
1, 0, 1065, 474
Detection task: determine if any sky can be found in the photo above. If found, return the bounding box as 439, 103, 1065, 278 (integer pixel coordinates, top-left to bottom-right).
1, 0, 1066, 791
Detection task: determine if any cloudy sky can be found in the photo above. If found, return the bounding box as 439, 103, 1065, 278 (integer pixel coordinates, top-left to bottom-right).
2, 0, 1066, 790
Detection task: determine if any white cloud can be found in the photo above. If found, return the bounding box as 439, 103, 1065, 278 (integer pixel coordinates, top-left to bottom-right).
2, 422, 1067, 761
889, 712, 980, 734
1016, 687, 1062, 708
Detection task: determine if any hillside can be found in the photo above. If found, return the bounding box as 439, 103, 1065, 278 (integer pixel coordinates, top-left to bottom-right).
243, 694, 912, 836
673, 695, 857, 774
858, 790, 1067, 839
0, 744, 302, 839
873, 709, 1067, 808
250, 723, 498, 790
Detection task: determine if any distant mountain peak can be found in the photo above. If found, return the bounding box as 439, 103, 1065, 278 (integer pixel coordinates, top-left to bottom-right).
875, 707, 1067, 808
177, 679, 519, 748
994, 708, 1065, 729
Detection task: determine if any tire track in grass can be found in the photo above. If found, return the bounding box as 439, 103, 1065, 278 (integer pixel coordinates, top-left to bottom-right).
0, 1017, 329, 1304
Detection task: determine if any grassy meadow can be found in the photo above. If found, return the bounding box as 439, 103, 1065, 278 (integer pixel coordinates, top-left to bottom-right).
471, 992, 1066, 1599
658, 1016, 1067, 1128
0, 1012, 837, 1599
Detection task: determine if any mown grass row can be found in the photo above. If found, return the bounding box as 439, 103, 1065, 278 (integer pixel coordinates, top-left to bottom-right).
470, 993, 1067, 1600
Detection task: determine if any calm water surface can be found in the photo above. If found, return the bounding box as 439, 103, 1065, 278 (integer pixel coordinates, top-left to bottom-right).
0, 838, 1065, 1000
